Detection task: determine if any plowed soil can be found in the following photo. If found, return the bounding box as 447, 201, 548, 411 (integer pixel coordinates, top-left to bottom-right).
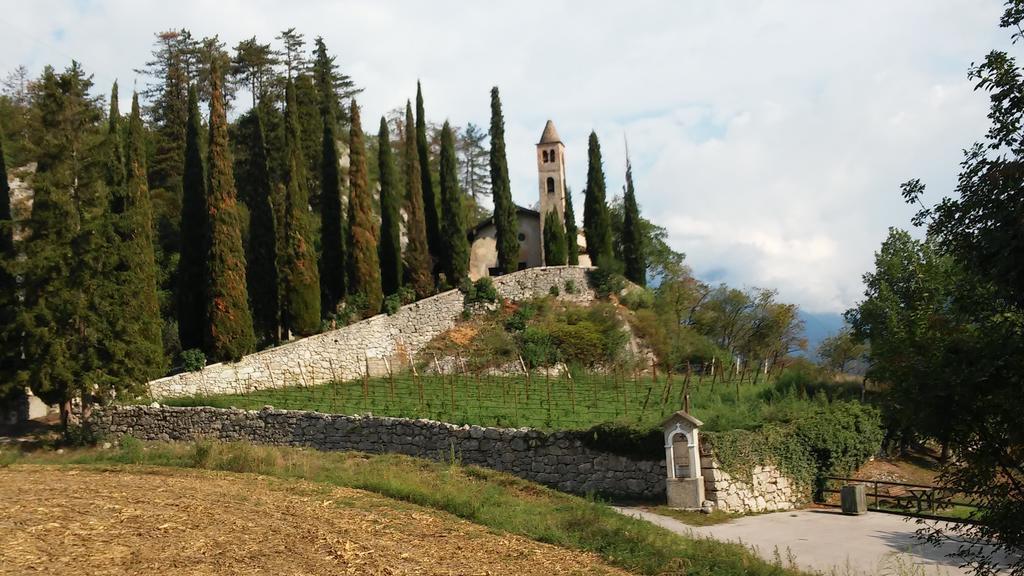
0, 466, 627, 575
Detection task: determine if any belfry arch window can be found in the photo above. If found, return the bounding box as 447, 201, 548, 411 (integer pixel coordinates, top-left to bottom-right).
542, 150, 549, 163
546, 177, 555, 194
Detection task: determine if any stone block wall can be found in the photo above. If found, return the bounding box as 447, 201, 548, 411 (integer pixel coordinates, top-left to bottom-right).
700, 454, 805, 513
91, 405, 665, 499
149, 266, 593, 399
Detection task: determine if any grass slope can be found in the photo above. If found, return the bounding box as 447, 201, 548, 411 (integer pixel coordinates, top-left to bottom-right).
1, 440, 804, 576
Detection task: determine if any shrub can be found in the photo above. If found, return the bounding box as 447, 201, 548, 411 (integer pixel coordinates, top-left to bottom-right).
463, 277, 498, 306
383, 294, 402, 315
398, 285, 417, 305
549, 284, 560, 297
621, 288, 654, 310
181, 348, 207, 372
519, 326, 558, 367
548, 322, 608, 366
563, 279, 577, 294
587, 267, 626, 299
504, 301, 539, 332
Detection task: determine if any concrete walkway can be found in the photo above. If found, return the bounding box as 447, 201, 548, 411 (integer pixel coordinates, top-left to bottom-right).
617, 507, 994, 576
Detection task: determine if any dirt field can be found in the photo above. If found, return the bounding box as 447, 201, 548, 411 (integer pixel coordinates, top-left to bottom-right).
0, 465, 628, 575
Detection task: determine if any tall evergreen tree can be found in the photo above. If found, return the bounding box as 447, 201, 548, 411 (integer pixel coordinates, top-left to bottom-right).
564, 186, 579, 265
120, 93, 167, 379
245, 107, 279, 345
416, 82, 442, 268
317, 40, 346, 313
177, 85, 207, 351
347, 101, 383, 315
543, 210, 568, 266
378, 116, 402, 296
0, 118, 19, 399
402, 101, 434, 299
439, 121, 469, 285
488, 87, 518, 275
203, 64, 255, 360
583, 131, 613, 267
622, 158, 646, 286
281, 79, 322, 336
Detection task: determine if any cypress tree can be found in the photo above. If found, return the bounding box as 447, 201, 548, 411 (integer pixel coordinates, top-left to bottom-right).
121, 93, 167, 379
583, 131, 613, 267
622, 158, 646, 286
489, 86, 519, 274
177, 84, 207, 351
564, 186, 579, 265
347, 100, 383, 315
318, 60, 346, 313
281, 79, 322, 336
402, 101, 434, 299
245, 107, 280, 345
203, 65, 255, 360
378, 116, 402, 296
439, 121, 469, 285
0, 119, 19, 399
416, 82, 442, 267
543, 210, 568, 266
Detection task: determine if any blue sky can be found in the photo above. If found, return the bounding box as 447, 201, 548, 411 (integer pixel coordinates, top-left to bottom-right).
0, 0, 1014, 314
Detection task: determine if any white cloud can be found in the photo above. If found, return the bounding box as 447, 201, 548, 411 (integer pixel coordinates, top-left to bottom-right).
0, 0, 1012, 312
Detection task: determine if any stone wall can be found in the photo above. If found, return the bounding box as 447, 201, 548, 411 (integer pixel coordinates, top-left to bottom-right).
150, 266, 593, 399
700, 454, 805, 513
91, 404, 666, 499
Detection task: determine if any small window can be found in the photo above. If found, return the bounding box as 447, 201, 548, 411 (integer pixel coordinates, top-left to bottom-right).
548, 148, 556, 163
542, 150, 549, 163
546, 177, 555, 194
518, 232, 526, 241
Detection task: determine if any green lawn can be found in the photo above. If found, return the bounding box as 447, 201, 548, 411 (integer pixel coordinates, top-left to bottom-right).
161, 370, 841, 432
1, 440, 804, 576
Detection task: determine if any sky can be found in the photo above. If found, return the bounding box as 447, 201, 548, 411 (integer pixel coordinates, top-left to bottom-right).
0, 0, 1014, 314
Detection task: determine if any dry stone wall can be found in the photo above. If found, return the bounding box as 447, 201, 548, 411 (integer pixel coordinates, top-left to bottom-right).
700, 454, 805, 513
91, 405, 666, 499
150, 266, 593, 399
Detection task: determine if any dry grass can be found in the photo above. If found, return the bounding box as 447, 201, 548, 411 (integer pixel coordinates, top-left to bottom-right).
0, 465, 627, 576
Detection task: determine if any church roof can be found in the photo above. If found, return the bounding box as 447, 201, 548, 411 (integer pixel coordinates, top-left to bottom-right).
470, 204, 540, 238
538, 120, 561, 145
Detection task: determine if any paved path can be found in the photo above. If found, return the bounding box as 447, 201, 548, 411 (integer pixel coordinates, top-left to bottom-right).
617, 507, 994, 576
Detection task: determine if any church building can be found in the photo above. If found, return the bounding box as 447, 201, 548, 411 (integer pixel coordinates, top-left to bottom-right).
468, 120, 590, 280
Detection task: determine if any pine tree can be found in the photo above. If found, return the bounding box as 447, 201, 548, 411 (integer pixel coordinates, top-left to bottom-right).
543, 210, 568, 266
0, 119, 19, 399
347, 100, 383, 315
317, 41, 346, 313
378, 116, 402, 296
489, 87, 519, 275
203, 64, 255, 360
622, 158, 646, 286
564, 186, 580, 265
583, 131, 613, 267
281, 79, 322, 336
245, 107, 280, 345
439, 121, 469, 285
120, 93, 167, 380
402, 101, 434, 299
416, 82, 442, 269
177, 84, 207, 351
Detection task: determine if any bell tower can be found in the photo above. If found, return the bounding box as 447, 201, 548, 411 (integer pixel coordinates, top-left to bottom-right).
537, 120, 566, 250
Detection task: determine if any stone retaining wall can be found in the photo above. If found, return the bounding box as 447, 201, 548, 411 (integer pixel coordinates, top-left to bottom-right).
150, 266, 593, 399
90, 403, 807, 510
91, 404, 666, 499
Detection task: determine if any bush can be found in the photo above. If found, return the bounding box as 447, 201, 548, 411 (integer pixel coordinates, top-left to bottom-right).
563, 279, 577, 294
383, 294, 402, 315
549, 284, 560, 297
473, 277, 498, 303
548, 322, 607, 366
504, 301, 539, 332
621, 288, 654, 310
398, 285, 417, 305
519, 326, 558, 367
587, 267, 626, 299
181, 348, 207, 372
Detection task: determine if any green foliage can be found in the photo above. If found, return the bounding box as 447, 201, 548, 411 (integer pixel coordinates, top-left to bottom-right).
439, 122, 469, 285
587, 267, 626, 299
543, 209, 568, 266
489, 87, 519, 274
0, 123, 16, 395
383, 293, 402, 316
563, 279, 577, 294
281, 79, 322, 335
564, 186, 580, 265
518, 326, 558, 367
401, 101, 434, 299
346, 100, 382, 317
416, 82, 442, 271
473, 277, 498, 303
621, 288, 654, 310
177, 84, 207, 352
621, 160, 646, 286
816, 326, 866, 374
243, 107, 280, 345
398, 285, 417, 305
583, 132, 613, 267
549, 285, 560, 297
203, 65, 255, 361
578, 421, 664, 461
179, 348, 206, 372
318, 41, 346, 313
377, 116, 403, 297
